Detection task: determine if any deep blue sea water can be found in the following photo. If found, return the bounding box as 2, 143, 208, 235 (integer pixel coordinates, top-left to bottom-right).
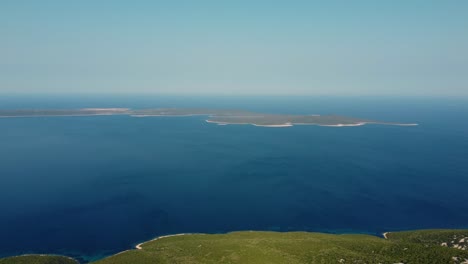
1, 95, 468, 262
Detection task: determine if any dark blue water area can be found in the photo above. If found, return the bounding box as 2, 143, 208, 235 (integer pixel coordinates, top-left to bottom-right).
0, 95, 468, 262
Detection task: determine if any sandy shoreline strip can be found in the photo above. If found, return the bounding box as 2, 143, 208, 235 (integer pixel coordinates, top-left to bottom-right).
206, 120, 293, 127
135, 233, 190, 250
319, 122, 366, 127
101, 233, 194, 258
383, 232, 389, 239
253, 122, 293, 127
206, 120, 419, 128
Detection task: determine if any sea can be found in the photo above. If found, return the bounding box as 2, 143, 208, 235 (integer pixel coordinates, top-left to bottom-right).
0, 95, 467, 262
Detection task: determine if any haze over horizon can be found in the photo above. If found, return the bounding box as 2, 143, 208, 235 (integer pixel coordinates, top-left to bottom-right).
1, 1, 467, 96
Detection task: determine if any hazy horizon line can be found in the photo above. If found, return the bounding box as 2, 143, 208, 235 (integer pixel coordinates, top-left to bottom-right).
1, 92, 468, 99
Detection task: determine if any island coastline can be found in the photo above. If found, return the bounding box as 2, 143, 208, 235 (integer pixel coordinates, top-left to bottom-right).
0, 108, 418, 128
2, 229, 468, 263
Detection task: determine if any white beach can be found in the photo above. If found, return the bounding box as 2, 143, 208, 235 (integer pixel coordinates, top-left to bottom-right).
206, 119, 293, 127
252, 123, 293, 127
135, 233, 191, 250
383, 232, 389, 239
319, 122, 367, 127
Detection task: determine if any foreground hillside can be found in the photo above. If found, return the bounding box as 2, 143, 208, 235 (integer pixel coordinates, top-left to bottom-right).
2, 230, 468, 264
0, 255, 78, 264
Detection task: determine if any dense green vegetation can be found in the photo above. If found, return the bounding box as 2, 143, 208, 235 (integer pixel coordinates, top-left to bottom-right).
2, 230, 468, 264
0, 255, 78, 264
93, 231, 468, 264
387, 229, 468, 250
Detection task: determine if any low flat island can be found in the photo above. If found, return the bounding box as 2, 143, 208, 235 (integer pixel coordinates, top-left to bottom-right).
0, 108, 418, 127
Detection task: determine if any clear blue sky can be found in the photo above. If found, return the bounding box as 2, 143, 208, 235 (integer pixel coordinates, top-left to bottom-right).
1, 0, 467, 95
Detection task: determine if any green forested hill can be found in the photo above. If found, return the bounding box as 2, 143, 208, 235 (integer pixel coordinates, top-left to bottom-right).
2, 230, 468, 264
0, 255, 78, 264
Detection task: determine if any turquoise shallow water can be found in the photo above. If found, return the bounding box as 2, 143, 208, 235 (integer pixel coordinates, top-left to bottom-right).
0, 95, 467, 262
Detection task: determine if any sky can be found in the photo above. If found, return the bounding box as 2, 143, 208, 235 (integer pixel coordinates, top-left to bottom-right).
1, 0, 467, 96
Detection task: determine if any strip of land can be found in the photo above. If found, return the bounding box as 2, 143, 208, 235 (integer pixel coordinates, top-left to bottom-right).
2, 229, 467, 264
0, 108, 418, 127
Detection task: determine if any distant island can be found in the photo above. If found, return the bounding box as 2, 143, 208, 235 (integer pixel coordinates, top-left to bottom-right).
1, 229, 467, 264
0, 108, 418, 127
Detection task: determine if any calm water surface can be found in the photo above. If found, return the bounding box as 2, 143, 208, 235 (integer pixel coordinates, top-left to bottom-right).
1, 95, 467, 262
